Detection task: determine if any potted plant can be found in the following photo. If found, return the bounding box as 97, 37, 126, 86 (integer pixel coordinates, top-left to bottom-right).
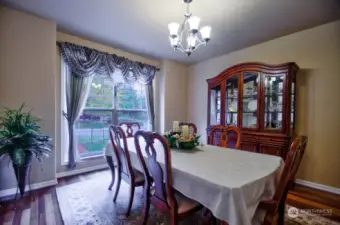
0, 104, 52, 197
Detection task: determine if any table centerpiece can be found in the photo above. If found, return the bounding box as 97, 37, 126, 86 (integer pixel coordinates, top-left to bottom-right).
164, 121, 200, 150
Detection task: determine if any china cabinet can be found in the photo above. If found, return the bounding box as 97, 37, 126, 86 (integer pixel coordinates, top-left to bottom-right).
206, 62, 299, 158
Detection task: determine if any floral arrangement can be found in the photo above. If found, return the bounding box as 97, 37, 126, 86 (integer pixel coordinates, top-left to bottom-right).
164, 131, 200, 149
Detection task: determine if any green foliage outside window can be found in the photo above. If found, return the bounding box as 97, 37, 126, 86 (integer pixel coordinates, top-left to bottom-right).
76, 75, 149, 159
85, 76, 146, 109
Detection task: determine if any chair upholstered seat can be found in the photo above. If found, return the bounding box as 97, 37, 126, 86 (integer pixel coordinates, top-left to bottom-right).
133, 169, 145, 184
174, 191, 201, 214
150, 187, 201, 214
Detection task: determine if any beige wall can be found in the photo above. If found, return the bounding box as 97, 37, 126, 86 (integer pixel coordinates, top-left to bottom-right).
0, 6, 57, 190
0, 6, 162, 189
188, 20, 340, 188
158, 60, 188, 133
55, 32, 161, 173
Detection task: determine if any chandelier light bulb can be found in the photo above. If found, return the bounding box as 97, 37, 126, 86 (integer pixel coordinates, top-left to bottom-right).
200, 26, 211, 41
169, 36, 179, 48
188, 16, 200, 32
187, 36, 196, 49
168, 22, 180, 37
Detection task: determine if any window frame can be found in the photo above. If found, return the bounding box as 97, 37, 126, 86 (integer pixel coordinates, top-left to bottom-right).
61, 67, 150, 164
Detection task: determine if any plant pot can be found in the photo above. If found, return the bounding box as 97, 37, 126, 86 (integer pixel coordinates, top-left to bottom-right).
12, 154, 33, 197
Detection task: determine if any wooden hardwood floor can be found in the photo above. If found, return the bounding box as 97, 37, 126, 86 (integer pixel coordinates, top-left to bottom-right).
0, 169, 339, 225
287, 184, 340, 222
0, 171, 83, 225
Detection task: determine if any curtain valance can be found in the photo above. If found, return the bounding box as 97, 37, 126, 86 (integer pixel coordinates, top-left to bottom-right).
58, 42, 157, 85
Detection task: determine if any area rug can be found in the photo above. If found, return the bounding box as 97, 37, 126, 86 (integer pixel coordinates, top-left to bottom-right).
56, 170, 339, 225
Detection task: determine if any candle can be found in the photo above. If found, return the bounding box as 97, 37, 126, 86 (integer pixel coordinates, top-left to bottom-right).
173, 121, 179, 132
182, 125, 189, 137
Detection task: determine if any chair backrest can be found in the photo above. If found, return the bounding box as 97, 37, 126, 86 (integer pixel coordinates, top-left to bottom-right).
179, 122, 197, 135
134, 130, 176, 211
263, 136, 308, 223
119, 122, 141, 137
109, 125, 134, 180
209, 125, 241, 149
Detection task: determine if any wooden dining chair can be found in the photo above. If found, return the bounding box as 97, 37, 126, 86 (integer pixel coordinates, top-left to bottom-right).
179, 122, 197, 135
119, 122, 141, 138
209, 125, 241, 149
255, 136, 308, 225
108, 125, 145, 217
134, 130, 203, 225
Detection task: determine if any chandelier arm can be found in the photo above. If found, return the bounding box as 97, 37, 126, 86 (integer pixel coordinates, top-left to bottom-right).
178, 31, 184, 50
195, 42, 204, 49
177, 41, 186, 53
196, 36, 205, 45
177, 46, 187, 55
178, 44, 183, 51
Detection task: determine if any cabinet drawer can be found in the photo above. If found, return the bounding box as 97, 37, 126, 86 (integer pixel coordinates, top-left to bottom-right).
241, 142, 258, 153
242, 135, 258, 142
260, 144, 282, 157
259, 136, 284, 143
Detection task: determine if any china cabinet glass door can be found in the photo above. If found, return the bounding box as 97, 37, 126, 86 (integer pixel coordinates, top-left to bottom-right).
209, 85, 221, 125
263, 74, 285, 131
225, 75, 239, 126
291, 76, 296, 131
242, 72, 260, 129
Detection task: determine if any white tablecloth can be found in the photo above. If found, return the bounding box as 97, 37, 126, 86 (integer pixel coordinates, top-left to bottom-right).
105, 138, 283, 225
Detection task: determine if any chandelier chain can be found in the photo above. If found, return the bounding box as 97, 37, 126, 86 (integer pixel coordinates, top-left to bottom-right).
185, 3, 191, 17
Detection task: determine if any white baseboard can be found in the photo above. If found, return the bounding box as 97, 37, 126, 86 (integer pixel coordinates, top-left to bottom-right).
56, 164, 108, 178
0, 179, 58, 198
295, 179, 340, 195
0, 164, 110, 198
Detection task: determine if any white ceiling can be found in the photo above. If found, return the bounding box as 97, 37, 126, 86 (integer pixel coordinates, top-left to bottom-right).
2, 0, 340, 64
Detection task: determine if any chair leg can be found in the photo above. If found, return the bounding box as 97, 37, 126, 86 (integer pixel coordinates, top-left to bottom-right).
108, 167, 115, 191
125, 184, 135, 217
142, 185, 150, 225
106, 156, 116, 191
170, 208, 178, 225
211, 217, 217, 225
113, 173, 121, 202
278, 202, 285, 225
202, 208, 213, 225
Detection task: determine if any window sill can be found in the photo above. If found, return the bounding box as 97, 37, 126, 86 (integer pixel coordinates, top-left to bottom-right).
80, 154, 105, 161
62, 154, 106, 166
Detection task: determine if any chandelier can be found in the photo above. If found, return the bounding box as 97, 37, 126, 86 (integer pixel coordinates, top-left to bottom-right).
168, 0, 212, 56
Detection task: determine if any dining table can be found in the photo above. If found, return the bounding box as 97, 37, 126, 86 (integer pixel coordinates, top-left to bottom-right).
105, 137, 283, 225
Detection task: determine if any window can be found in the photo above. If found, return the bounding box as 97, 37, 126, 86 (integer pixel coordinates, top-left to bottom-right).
76, 74, 149, 159
62, 68, 150, 162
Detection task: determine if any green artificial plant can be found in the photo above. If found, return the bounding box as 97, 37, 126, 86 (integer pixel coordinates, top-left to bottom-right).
0, 104, 52, 166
